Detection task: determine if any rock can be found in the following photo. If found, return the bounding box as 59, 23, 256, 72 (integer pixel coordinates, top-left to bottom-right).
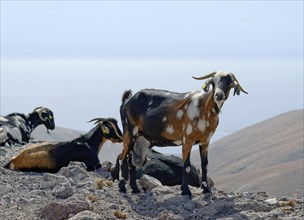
151, 185, 175, 195
59, 162, 89, 180
38, 201, 91, 220
158, 211, 184, 220
52, 182, 74, 199
0, 167, 8, 175
265, 197, 278, 205
138, 174, 163, 191
68, 210, 103, 220
101, 161, 113, 171
1, 144, 304, 220
40, 173, 69, 190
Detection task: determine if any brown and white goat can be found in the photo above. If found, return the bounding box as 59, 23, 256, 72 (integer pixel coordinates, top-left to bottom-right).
117, 71, 248, 197
4, 118, 122, 173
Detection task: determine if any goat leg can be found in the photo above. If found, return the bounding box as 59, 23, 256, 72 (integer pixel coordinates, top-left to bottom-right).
199, 145, 212, 195
111, 154, 121, 181
181, 144, 192, 198
118, 158, 129, 193
128, 154, 140, 193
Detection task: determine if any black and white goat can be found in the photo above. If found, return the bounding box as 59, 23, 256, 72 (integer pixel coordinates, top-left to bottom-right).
0, 107, 55, 146
4, 118, 123, 173
117, 71, 248, 197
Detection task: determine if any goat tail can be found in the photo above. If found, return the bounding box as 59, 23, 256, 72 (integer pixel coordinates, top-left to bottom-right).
120, 90, 132, 134
3, 160, 13, 170
121, 90, 132, 106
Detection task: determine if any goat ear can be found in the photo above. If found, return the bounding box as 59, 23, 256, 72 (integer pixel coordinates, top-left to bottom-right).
233, 84, 241, 96
202, 79, 212, 92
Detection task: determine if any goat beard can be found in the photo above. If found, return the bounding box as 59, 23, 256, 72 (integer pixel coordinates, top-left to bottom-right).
215, 99, 224, 110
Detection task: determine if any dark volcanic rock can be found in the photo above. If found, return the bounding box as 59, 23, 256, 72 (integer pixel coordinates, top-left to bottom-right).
0, 144, 303, 220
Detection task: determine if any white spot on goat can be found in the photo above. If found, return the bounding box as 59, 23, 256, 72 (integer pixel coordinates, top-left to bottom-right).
162, 117, 167, 122
166, 125, 174, 134
0, 128, 8, 144
186, 166, 191, 173
202, 181, 208, 188
118, 160, 123, 180
174, 140, 182, 145
148, 100, 153, 106
187, 92, 203, 120
176, 110, 184, 120
197, 119, 206, 132
132, 127, 139, 136
9, 128, 22, 142
8, 162, 15, 170
186, 124, 192, 135
0, 117, 8, 122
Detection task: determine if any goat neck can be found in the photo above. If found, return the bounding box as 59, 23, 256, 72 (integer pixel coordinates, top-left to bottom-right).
85, 125, 107, 154
203, 89, 221, 116
27, 112, 43, 131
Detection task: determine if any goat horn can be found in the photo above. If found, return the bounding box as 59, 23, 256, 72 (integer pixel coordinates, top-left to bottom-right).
33, 106, 43, 112
231, 74, 248, 94
192, 71, 217, 80
87, 118, 107, 124
35, 107, 48, 121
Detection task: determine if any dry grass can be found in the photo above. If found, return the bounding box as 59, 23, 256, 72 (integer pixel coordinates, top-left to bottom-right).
113, 210, 127, 219
279, 199, 297, 214
87, 194, 98, 202
95, 178, 114, 189
279, 199, 296, 208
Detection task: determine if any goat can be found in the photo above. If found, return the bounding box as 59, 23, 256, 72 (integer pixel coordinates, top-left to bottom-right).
0, 107, 55, 146
4, 118, 123, 173
117, 71, 248, 197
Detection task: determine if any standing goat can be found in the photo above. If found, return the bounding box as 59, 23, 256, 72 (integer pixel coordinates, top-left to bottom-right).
0, 107, 55, 146
117, 71, 248, 197
4, 118, 122, 173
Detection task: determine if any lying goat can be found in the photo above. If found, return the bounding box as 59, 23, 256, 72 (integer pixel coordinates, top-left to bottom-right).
118, 71, 248, 197
4, 118, 122, 173
0, 107, 55, 146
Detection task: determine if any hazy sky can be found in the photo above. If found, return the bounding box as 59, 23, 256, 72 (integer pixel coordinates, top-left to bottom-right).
1, 1, 303, 59
0, 1, 303, 154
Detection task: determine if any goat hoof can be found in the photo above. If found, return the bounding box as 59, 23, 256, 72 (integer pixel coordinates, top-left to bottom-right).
202, 187, 212, 195
111, 166, 120, 181
132, 188, 140, 194
111, 171, 119, 181
119, 187, 127, 193
181, 190, 192, 198
118, 181, 127, 193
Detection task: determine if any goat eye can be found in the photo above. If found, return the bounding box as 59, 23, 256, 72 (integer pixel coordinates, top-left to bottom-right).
103, 126, 110, 135
49, 115, 52, 119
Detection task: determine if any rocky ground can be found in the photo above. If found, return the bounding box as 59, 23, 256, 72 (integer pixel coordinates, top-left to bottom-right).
0, 145, 303, 220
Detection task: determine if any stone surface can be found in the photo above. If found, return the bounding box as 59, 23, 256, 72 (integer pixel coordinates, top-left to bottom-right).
0, 144, 303, 220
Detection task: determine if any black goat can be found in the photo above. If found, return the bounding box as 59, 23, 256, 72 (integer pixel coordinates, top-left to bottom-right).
4, 118, 123, 173
0, 107, 55, 146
